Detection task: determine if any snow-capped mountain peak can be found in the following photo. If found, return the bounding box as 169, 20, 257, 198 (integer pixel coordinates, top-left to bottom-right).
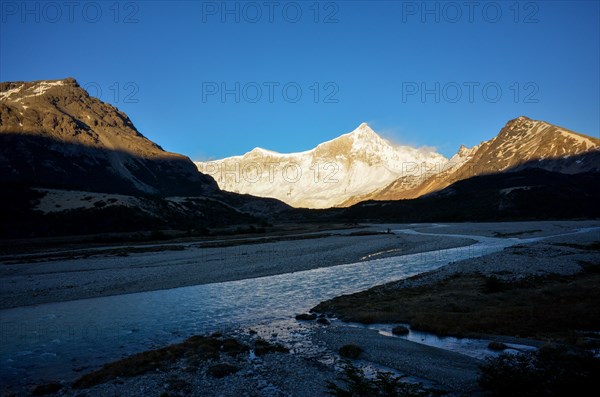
346, 123, 389, 152
196, 124, 448, 208
348, 122, 377, 139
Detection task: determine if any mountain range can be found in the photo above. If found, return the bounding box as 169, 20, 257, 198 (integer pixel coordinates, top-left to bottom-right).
197, 117, 600, 208
1, 77, 599, 237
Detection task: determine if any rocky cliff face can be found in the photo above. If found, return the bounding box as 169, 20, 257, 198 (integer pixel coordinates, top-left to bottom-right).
0, 78, 217, 196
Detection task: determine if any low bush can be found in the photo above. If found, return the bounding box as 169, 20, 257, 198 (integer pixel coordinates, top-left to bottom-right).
339, 344, 363, 359
326, 363, 439, 397
479, 345, 600, 396
207, 363, 239, 378
391, 326, 409, 336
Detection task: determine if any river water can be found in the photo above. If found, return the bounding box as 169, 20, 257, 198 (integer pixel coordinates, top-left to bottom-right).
0, 227, 592, 387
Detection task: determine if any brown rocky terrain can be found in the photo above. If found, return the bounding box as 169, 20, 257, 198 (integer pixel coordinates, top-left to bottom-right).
0, 78, 217, 196
0, 78, 289, 238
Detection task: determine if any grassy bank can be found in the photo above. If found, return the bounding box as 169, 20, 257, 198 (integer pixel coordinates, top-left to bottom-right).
314, 262, 600, 343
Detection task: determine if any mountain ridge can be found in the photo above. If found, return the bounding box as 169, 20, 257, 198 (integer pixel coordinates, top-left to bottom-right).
340, 116, 600, 205
0, 77, 219, 197
0, 77, 290, 237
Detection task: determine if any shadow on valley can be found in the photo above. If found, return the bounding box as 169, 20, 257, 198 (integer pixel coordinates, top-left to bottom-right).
0, 133, 286, 239
0, 184, 267, 239
0, 132, 217, 197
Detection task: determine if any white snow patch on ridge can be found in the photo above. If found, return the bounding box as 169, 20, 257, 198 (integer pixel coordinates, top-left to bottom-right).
30, 80, 65, 96
0, 85, 24, 101
1, 80, 65, 102
560, 131, 597, 150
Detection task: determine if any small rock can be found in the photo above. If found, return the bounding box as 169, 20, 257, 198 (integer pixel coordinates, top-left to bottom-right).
488, 341, 508, 351
208, 363, 240, 378
339, 344, 363, 359
316, 318, 330, 325
295, 313, 317, 321
31, 382, 62, 396
391, 326, 410, 336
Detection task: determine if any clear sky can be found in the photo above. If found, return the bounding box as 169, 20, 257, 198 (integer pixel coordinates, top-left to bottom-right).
1, 1, 599, 159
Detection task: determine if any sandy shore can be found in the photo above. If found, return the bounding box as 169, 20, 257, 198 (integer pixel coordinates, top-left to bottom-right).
0, 226, 476, 309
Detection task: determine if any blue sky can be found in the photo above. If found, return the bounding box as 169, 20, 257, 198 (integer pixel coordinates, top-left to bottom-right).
1, 1, 599, 159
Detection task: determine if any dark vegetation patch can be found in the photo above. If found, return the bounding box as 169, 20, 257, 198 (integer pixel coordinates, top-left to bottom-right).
0, 244, 188, 264
493, 229, 542, 237
391, 326, 409, 336
553, 241, 600, 251
72, 334, 287, 389
578, 260, 600, 273
326, 363, 442, 397
314, 271, 600, 341
479, 345, 600, 397
295, 313, 318, 321
73, 335, 229, 388
164, 377, 192, 394
347, 230, 391, 237
481, 275, 509, 293
254, 339, 289, 356
72, 334, 289, 388
207, 363, 239, 378
487, 342, 508, 351
339, 344, 363, 359
30, 382, 63, 396
199, 232, 335, 249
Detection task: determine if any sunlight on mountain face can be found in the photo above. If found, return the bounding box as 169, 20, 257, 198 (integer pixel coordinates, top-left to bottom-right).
196, 118, 600, 208
196, 123, 449, 208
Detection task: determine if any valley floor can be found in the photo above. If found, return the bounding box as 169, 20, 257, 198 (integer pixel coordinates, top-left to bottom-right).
0, 225, 475, 309
1, 220, 599, 396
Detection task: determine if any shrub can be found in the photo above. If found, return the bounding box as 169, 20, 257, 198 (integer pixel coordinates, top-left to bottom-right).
31, 383, 62, 396
339, 344, 363, 359
482, 275, 507, 293
207, 363, 239, 378
254, 339, 289, 356
392, 326, 409, 336
479, 346, 600, 396
326, 363, 437, 397
295, 313, 317, 321
487, 341, 508, 351
220, 338, 249, 356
